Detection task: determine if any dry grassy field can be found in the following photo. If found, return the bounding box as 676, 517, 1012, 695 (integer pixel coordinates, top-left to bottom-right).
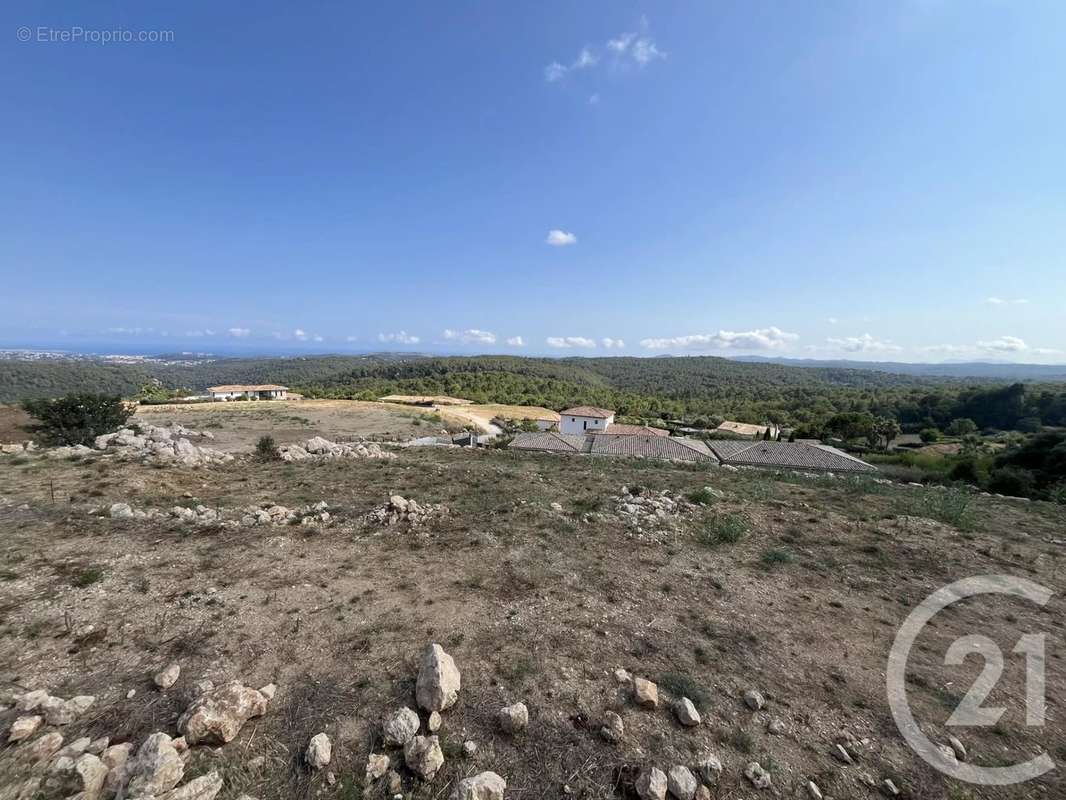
131, 400, 447, 451
0, 436, 1064, 799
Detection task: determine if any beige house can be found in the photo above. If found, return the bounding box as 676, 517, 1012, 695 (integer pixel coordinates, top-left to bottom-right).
207, 384, 289, 401
716, 420, 779, 438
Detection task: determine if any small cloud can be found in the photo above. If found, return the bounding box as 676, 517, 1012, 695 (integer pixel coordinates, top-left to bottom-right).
588, 93, 600, 105
640, 327, 798, 351
544, 61, 567, 82
443, 328, 497, 345
345, 335, 358, 342
601, 337, 625, 349
826, 317, 839, 325
631, 37, 666, 65
107, 327, 146, 335
573, 47, 598, 69
984, 296, 1029, 306
826, 333, 903, 353
978, 335, 1027, 353
378, 331, 420, 345
228, 327, 251, 338
293, 328, 308, 341
506, 336, 525, 346
185, 329, 216, 338
313, 335, 324, 343
607, 32, 636, 53
547, 336, 597, 348
546, 229, 577, 246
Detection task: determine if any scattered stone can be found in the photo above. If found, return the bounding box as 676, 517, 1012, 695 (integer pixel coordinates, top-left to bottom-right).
386, 770, 403, 794
600, 711, 624, 743
744, 761, 772, 790
416, 644, 461, 712
279, 437, 395, 463
634, 678, 659, 709
41, 694, 95, 725
833, 744, 854, 764
57, 736, 92, 759
882, 778, 900, 796
124, 732, 185, 798
613, 668, 632, 684
155, 662, 181, 690
383, 707, 421, 747
697, 753, 723, 786
44, 752, 108, 800
742, 689, 764, 711
87, 736, 109, 756
937, 743, 959, 766
667, 765, 698, 800
366, 753, 389, 781
454, 771, 506, 800
767, 718, 787, 735
8, 714, 42, 742
15, 689, 49, 711
674, 697, 701, 727
95, 424, 232, 467
549, 502, 563, 512
694, 787, 711, 800
160, 770, 223, 800
428, 710, 442, 732
635, 767, 667, 800
462, 740, 478, 757
948, 735, 967, 761
326, 771, 336, 786
367, 494, 447, 527
807, 780, 823, 800
258, 683, 277, 700
305, 733, 332, 769
22, 731, 63, 762
127, 689, 137, 699
178, 681, 268, 745
498, 702, 529, 734
404, 735, 444, 780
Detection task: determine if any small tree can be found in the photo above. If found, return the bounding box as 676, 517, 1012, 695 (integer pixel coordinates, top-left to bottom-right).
919, 428, 941, 444
946, 418, 978, 437
21, 393, 133, 446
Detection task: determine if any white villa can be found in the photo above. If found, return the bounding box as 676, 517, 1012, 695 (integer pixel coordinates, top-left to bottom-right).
558, 406, 615, 435
207, 384, 289, 401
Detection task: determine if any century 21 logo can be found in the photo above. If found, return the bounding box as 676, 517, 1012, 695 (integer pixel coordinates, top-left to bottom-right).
886, 575, 1055, 786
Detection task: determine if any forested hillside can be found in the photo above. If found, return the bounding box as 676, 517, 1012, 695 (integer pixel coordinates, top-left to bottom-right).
2, 354, 1065, 432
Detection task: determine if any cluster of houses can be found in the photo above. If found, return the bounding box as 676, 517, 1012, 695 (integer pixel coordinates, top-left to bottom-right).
515, 405, 874, 472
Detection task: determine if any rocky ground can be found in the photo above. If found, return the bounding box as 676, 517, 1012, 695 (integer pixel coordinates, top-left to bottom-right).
0, 440, 1063, 799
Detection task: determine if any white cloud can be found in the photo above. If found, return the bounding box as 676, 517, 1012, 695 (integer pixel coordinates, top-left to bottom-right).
293, 328, 308, 341
185, 329, 216, 337
826, 333, 903, 353
985, 296, 1028, 305
546, 229, 577, 246
228, 327, 251, 338
573, 47, 598, 69
443, 328, 497, 345
601, 337, 625, 349
984, 297, 1005, 305
588, 93, 600, 105
378, 331, 420, 345
978, 335, 1027, 352
826, 317, 839, 325
108, 327, 145, 335
547, 336, 597, 348
544, 61, 567, 82
506, 336, 525, 346
313, 335, 324, 343
639, 327, 799, 351
607, 32, 636, 53
632, 38, 666, 65
345, 335, 358, 342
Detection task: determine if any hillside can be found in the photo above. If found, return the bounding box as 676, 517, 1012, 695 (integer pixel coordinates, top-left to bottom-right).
3, 353, 1066, 431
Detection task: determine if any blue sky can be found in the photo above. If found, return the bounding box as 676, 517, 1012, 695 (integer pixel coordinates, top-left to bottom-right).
2, 1, 1065, 361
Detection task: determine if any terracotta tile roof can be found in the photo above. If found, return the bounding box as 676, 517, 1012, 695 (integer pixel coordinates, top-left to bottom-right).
596, 424, 669, 437
509, 432, 591, 453
560, 406, 614, 419
706, 441, 876, 472
589, 435, 715, 462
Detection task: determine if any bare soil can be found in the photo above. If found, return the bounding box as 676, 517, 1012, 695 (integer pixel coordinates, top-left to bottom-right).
0, 405, 32, 444
0, 442, 1063, 800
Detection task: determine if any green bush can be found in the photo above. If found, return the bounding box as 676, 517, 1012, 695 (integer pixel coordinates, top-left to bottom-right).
986, 466, 1036, 498
698, 513, 749, 546
914, 488, 975, 529
686, 487, 720, 505
21, 393, 133, 446
255, 435, 280, 460
919, 428, 941, 443
760, 547, 794, 567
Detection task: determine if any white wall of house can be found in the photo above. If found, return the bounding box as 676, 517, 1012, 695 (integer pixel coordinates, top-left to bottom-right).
210, 389, 287, 401
559, 414, 614, 435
